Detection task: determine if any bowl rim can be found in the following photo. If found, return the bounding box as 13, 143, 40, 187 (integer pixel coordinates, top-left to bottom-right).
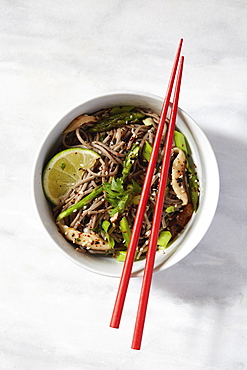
32, 90, 220, 277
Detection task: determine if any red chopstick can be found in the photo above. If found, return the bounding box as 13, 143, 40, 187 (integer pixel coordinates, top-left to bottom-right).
132, 55, 184, 350
110, 39, 183, 330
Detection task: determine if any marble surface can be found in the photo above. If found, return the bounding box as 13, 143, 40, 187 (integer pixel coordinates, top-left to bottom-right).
1, 1, 247, 369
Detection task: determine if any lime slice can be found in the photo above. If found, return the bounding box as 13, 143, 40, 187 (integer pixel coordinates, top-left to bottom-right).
42, 148, 100, 205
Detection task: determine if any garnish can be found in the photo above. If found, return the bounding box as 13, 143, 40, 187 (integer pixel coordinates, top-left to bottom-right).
101, 220, 115, 248
103, 178, 141, 217
102, 144, 141, 217
42, 148, 100, 205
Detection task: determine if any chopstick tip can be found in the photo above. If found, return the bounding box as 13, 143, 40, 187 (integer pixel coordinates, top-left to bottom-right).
110, 318, 120, 329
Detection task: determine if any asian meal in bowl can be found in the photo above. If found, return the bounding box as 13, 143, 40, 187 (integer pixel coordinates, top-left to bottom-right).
42, 104, 200, 262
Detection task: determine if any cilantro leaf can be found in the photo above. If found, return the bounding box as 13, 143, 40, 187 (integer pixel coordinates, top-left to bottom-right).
109, 194, 130, 216
102, 144, 142, 217
101, 220, 115, 248
103, 177, 141, 217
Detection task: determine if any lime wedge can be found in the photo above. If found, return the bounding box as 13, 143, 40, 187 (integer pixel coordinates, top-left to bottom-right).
42, 148, 100, 205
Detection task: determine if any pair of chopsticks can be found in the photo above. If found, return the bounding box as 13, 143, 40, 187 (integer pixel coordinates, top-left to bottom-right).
110, 39, 184, 350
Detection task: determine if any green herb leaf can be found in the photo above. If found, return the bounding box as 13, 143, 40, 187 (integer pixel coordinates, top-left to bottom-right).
61, 162, 66, 170
101, 220, 115, 248
110, 177, 124, 192
101, 220, 111, 233
131, 180, 142, 194
109, 194, 130, 216
103, 178, 141, 217
102, 145, 142, 217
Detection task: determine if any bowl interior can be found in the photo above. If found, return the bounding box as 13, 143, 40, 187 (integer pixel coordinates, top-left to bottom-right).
33, 91, 219, 277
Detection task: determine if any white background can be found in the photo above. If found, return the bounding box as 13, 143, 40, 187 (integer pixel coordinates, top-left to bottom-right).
1, 1, 247, 369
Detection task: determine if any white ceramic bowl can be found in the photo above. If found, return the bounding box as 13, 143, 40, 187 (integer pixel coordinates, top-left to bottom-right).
32, 91, 219, 277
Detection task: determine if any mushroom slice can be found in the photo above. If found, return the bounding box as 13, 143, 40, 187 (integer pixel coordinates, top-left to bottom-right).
168, 203, 194, 238
57, 222, 110, 252
171, 147, 188, 205
63, 115, 98, 134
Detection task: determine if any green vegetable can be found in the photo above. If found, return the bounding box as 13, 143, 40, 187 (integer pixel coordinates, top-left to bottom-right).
119, 216, 132, 247
116, 250, 127, 262
142, 141, 153, 162
130, 180, 142, 194
103, 179, 130, 216
103, 178, 130, 216
111, 194, 130, 216
116, 249, 139, 262
132, 195, 140, 205
101, 220, 115, 248
165, 206, 175, 213
102, 144, 141, 216
174, 130, 199, 212
101, 220, 111, 233
174, 130, 188, 154
187, 167, 200, 212
157, 230, 172, 249
109, 106, 135, 115
122, 144, 140, 180
143, 117, 154, 126
103, 177, 126, 199
56, 185, 103, 220
103, 178, 141, 217
87, 111, 145, 133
